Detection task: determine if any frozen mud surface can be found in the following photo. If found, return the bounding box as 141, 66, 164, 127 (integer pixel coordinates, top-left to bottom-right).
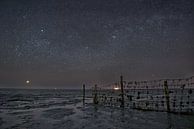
0, 89, 194, 129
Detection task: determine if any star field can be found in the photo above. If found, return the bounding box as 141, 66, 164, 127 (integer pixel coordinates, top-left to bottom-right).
0, 0, 194, 88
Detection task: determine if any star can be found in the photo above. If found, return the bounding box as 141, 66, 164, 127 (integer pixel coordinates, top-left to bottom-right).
112, 35, 117, 39
85, 46, 89, 50
22, 15, 27, 19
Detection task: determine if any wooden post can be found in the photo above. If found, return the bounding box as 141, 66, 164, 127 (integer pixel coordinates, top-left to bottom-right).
83, 84, 85, 105
164, 80, 170, 112
120, 75, 125, 108
180, 84, 185, 111
93, 84, 98, 104
146, 86, 148, 99
188, 89, 192, 111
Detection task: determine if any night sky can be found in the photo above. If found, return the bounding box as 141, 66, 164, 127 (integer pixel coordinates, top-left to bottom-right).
0, 0, 194, 88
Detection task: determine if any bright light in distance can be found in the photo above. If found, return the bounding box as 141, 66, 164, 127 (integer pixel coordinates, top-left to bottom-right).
26, 80, 30, 84
114, 87, 120, 90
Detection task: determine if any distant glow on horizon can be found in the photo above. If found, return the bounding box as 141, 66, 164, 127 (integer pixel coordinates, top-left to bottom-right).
26, 80, 30, 84
114, 87, 120, 90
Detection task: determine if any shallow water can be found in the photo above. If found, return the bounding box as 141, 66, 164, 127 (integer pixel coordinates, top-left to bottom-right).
0, 89, 194, 129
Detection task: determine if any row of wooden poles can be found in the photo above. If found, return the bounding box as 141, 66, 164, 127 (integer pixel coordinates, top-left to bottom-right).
82, 75, 171, 112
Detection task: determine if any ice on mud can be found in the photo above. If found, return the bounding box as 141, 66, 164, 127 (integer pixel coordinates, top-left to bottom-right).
42, 108, 75, 119
0, 89, 194, 129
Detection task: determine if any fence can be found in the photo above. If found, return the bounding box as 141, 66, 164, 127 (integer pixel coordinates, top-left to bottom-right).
89, 76, 194, 114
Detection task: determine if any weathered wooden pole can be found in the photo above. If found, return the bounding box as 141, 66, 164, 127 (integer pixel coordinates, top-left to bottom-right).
120, 75, 125, 108
164, 80, 170, 112
146, 85, 149, 99
188, 89, 192, 110
83, 84, 85, 105
180, 84, 185, 111
93, 84, 98, 104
